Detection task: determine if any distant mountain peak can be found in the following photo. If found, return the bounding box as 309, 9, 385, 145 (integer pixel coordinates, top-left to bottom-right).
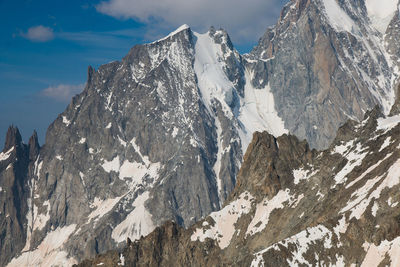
152, 24, 191, 44
4, 126, 22, 151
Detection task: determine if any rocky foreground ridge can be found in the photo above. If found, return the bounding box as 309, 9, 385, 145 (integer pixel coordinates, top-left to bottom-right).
77, 105, 400, 266
1, 0, 400, 265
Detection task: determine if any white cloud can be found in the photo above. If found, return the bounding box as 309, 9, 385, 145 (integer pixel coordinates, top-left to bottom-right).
96, 0, 286, 44
21, 25, 55, 42
41, 84, 85, 102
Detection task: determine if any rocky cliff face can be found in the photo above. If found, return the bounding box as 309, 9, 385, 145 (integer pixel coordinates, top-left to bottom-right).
0, 127, 39, 265
77, 104, 400, 266
248, 0, 400, 149
2, 0, 400, 266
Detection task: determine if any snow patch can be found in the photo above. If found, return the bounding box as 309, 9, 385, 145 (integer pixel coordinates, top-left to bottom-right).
101, 140, 161, 189
7, 224, 77, 267
119, 159, 160, 187
371, 201, 379, 216
377, 114, 400, 131
252, 224, 334, 266
118, 136, 127, 147
118, 254, 125, 266
379, 136, 392, 151
316, 190, 325, 200
342, 158, 400, 219
246, 189, 303, 236
388, 197, 399, 207
102, 156, 120, 173
332, 140, 354, 155
0, 147, 14, 162
333, 216, 348, 238
88, 196, 122, 222
171, 126, 179, 138
321, 0, 360, 34
112, 192, 155, 243
333, 143, 368, 186
346, 152, 392, 189
365, 0, 398, 34
191, 192, 254, 249
361, 237, 400, 266
292, 167, 317, 184
62, 116, 71, 126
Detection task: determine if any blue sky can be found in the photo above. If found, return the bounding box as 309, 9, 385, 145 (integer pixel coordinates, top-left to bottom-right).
0, 0, 287, 147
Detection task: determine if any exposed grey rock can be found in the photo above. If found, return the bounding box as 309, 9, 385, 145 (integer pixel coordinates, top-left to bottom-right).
247, 0, 400, 149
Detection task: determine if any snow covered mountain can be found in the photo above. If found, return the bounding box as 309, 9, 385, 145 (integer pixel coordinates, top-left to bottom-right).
2, 25, 288, 266
78, 101, 400, 266
1, 0, 400, 265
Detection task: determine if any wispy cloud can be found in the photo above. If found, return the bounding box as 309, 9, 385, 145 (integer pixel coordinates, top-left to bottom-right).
40, 84, 85, 102
57, 28, 144, 48
95, 0, 286, 44
21, 25, 54, 42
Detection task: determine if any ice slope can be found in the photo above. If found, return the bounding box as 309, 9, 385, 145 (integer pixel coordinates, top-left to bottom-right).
365, 0, 399, 34
193, 29, 288, 142
193, 29, 288, 201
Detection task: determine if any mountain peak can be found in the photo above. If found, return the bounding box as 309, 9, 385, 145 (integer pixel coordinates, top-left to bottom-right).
173, 24, 190, 32
28, 130, 40, 160
3, 125, 22, 152
153, 24, 191, 43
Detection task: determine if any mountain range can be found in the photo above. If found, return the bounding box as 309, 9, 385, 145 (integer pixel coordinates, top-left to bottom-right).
1, 0, 400, 266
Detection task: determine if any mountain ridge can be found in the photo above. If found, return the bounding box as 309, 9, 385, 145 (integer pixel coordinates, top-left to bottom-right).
1, 0, 400, 265
76, 99, 400, 266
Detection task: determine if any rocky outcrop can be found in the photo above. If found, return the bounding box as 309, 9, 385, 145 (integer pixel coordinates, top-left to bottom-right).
232, 132, 315, 199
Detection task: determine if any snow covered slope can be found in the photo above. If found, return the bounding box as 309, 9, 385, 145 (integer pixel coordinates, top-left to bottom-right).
365, 0, 398, 33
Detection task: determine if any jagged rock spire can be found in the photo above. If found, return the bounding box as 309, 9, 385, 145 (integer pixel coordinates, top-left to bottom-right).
4, 125, 22, 152
87, 66, 95, 87
28, 130, 40, 160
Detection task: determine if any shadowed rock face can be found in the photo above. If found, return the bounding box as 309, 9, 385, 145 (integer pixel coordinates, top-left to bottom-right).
0, 127, 39, 265
76, 100, 400, 267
